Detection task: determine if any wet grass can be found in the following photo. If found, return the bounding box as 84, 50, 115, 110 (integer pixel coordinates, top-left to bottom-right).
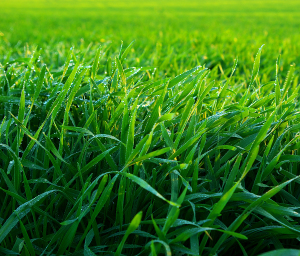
1, 1, 300, 255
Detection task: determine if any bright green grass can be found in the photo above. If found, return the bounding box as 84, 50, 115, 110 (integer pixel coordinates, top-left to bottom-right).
1, 1, 300, 255
1, 0, 300, 74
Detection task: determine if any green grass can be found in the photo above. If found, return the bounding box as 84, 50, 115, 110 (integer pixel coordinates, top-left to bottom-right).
1, 1, 300, 255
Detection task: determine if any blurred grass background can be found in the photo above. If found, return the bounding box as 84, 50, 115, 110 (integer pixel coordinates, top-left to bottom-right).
1, 0, 300, 75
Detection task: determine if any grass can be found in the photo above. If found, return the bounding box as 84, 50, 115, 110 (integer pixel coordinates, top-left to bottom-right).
1, 0, 300, 255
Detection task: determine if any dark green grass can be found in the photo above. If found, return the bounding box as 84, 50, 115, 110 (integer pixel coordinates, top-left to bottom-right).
1, 1, 300, 255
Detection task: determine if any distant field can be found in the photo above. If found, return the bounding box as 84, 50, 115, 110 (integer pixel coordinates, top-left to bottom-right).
1, 1, 300, 256
1, 0, 300, 73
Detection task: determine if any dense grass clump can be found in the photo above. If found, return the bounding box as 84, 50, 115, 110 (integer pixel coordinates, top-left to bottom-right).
1, 0, 300, 255
1, 43, 300, 255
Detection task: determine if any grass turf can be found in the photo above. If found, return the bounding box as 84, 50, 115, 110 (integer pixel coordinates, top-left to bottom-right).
1, 1, 300, 255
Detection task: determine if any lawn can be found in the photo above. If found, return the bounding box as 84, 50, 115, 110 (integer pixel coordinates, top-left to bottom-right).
1, 1, 300, 255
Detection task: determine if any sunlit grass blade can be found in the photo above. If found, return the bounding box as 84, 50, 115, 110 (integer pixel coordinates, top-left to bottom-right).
115, 211, 143, 256
249, 45, 264, 87
210, 176, 299, 255
120, 172, 179, 207
0, 190, 57, 244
